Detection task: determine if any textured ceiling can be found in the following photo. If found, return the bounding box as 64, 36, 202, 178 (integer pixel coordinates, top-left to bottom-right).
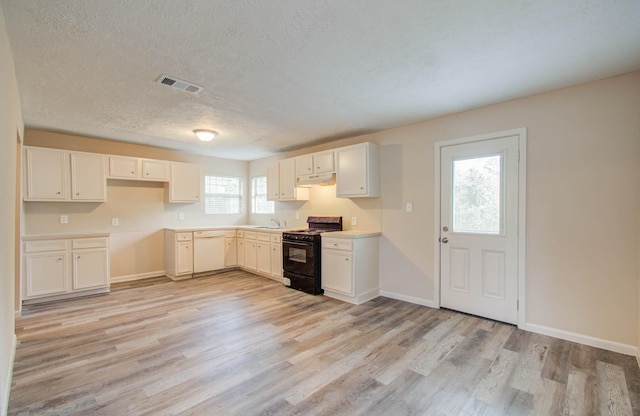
2, 0, 640, 160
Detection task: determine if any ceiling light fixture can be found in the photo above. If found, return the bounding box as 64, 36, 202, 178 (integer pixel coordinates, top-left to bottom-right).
193, 129, 218, 142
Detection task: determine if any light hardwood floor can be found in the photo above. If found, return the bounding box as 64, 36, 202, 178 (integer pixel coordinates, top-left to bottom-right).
9, 270, 640, 415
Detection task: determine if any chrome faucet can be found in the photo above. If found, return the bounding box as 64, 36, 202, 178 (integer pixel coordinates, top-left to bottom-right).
283, 220, 287, 228
271, 218, 281, 228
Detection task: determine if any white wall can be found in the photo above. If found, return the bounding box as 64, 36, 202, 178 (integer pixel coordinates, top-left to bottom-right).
23, 130, 249, 280
0, 4, 23, 414
250, 72, 640, 353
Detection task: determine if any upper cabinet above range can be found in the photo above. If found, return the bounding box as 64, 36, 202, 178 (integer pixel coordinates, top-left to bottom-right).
294, 150, 335, 176
24, 147, 106, 202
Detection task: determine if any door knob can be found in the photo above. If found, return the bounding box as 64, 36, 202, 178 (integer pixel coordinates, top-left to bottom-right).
441, 237, 448, 244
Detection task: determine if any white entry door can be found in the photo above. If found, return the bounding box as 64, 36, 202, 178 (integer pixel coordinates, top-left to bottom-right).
440, 135, 519, 324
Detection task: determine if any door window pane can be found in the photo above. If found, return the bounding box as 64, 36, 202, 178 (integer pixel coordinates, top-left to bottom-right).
452, 155, 502, 234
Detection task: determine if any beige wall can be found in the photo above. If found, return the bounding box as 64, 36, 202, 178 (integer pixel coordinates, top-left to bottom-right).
0, 4, 23, 413
250, 72, 640, 350
23, 130, 249, 279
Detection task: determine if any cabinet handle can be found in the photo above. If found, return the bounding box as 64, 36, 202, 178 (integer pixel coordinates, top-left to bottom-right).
146, 172, 149, 175
345, 258, 349, 261
75, 192, 80, 196
77, 256, 82, 260
57, 257, 63, 261
360, 187, 364, 190
56, 191, 61, 195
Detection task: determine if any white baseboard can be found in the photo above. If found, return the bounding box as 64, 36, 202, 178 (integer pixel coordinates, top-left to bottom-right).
2, 334, 17, 416
379, 290, 438, 309
525, 323, 638, 357
110, 270, 166, 283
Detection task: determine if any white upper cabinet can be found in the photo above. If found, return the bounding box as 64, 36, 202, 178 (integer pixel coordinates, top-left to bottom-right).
25, 147, 69, 200
313, 151, 335, 174
108, 156, 139, 179
336, 142, 380, 198
25, 147, 106, 202
295, 151, 335, 176
266, 163, 280, 201
70, 153, 106, 201
108, 156, 169, 182
168, 162, 200, 203
267, 158, 309, 201
141, 159, 170, 181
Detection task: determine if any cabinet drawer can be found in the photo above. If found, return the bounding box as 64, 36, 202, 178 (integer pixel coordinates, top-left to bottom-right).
322, 238, 353, 251
271, 234, 282, 244
257, 233, 271, 242
176, 233, 192, 242
25, 239, 67, 253
237, 230, 245, 238
225, 230, 237, 238
244, 231, 257, 240
72, 237, 108, 249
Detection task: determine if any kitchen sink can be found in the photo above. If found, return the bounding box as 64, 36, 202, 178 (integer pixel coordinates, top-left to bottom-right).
255, 226, 281, 229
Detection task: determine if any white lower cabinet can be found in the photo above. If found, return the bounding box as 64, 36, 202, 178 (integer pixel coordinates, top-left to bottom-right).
321, 234, 380, 304
270, 234, 282, 279
256, 233, 271, 275
165, 231, 193, 280
244, 232, 257, 271
23, 235, 110, 304
237, 231, 246, 267
224, 230, 238, 268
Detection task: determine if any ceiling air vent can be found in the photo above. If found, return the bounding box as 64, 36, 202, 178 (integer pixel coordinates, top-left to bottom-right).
157, 74, 203, 94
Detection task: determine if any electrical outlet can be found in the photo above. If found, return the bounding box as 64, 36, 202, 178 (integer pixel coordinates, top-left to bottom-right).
351, 216, 358, 226
179, 212, 185, 220
295, 212, 300, 220
60, 215, 68, 224
111, 218, 119, 226
406, 202, 413, 213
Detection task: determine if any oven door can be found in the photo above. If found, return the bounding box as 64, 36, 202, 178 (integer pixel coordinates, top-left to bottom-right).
282, 240, 315, 277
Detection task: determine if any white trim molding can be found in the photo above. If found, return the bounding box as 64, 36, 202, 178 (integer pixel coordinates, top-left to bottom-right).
2, 334, 17, 416
379, 290, 438, 309
525, 323, 638, 357
433, 128, 527, 328
109, 270, 166, 284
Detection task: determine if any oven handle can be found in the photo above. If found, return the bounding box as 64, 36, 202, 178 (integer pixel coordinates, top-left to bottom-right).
282, 240, 313, 248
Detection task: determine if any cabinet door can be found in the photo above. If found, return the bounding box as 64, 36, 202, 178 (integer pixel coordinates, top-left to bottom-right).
25, 147, 69, 200
71, 153, 106, 201
141, 159, 170, 181
270, 243, 282, 277
257, 242, 271, 274
266, 164, 280, 201
73, 248, 108, 290
225, 238, 237, 267
24, 252, 68, 297
169, 162, 200, 202
321, 250, 353, 295
109, 156, 139, 179
314, 151, 335, 173
237, 239, 246, 267
278, 159, 296, 200
295, 155, 313, 176
336, 145, 368, 197
245, 240, 257, 271
176, 241, 193, 275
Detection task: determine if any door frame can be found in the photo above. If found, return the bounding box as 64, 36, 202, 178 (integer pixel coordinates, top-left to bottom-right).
434, 128, 527, 328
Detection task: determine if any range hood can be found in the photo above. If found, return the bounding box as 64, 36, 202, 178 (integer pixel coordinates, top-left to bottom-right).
296, 172, 336, 187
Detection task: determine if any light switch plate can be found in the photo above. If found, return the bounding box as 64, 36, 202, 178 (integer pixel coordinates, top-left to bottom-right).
111, 218, 119, 226
179, 212, 185, 220
406, 202, 413, 213
60, 215, 68, 224
352, 216, 358, 226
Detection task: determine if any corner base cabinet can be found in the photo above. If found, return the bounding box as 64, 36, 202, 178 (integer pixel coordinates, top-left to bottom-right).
23, 234, 110, 304
321, 233, 380, 304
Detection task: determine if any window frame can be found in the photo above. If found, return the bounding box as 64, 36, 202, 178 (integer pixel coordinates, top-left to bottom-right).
251, 175, 275, 214
203, 175, 244, 215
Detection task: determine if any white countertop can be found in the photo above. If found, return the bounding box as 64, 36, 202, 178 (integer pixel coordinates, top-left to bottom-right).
322, 230, 382, 239
164, 225, 293, 233
23, 232, 110, 241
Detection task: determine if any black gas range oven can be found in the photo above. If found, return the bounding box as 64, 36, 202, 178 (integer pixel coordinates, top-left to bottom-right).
282, 216, 342, 295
